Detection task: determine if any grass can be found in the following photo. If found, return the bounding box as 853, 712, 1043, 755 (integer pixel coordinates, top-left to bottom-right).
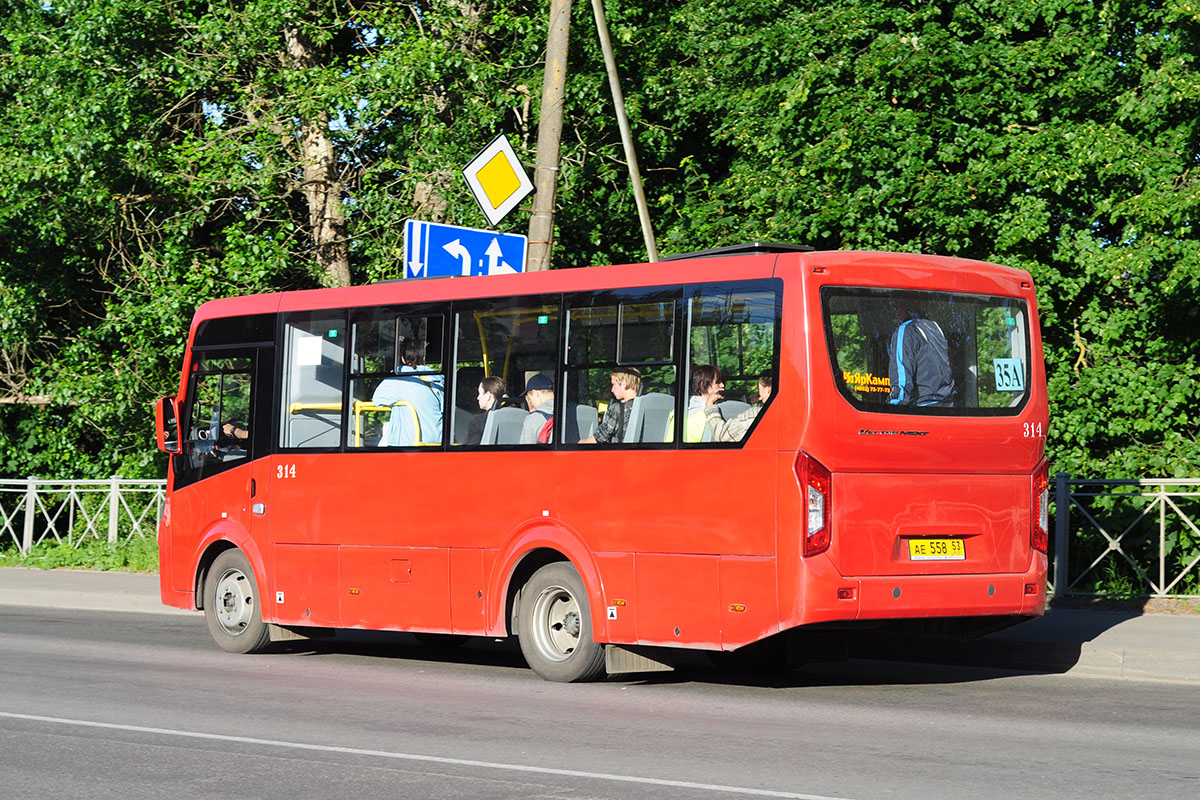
0, 535, 158, 573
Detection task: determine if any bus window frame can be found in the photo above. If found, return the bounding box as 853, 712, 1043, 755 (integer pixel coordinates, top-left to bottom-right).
346, 304, 449, 450
681, 279, 784, 447
448, 292, 565, 450
820, 285, 1033, 417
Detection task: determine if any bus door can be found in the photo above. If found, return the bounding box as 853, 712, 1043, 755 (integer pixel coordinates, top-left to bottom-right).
170, 340, 275, 603
267, 311, 347, 628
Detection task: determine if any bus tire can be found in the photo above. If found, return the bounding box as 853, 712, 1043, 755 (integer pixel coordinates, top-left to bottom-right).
204, 549, 271, 654
518, 562, 606, 683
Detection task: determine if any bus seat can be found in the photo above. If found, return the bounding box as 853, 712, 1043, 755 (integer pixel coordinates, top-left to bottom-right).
454, 410, 477, 444
563, 404, 599, 443
480, 406, 527, 445
624, 393, 674, 443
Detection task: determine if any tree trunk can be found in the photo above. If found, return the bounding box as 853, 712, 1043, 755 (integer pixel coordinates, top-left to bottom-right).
284, 26, 352, 287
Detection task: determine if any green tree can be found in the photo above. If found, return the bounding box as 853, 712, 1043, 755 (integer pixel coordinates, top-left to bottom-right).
2, 0, 1196, 483
0, 0, 659, 477
650, 0, 1200, 477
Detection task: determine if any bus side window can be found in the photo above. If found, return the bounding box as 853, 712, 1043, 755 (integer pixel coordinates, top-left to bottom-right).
280, 313, 346, 449
564, 294, 677, 446
686, 286, 780, 444
349, 311, 445, 448
451, 296, 560, 446
184, 354, 253, 471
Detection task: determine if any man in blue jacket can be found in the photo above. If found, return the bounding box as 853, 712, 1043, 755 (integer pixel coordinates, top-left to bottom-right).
887, 306, 955, 407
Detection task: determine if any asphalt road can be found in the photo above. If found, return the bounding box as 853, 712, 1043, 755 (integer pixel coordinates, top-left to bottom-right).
2, 606, 1198, 800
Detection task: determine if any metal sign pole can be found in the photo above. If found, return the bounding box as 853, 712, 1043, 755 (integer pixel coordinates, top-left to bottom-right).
590, 0, 658, 262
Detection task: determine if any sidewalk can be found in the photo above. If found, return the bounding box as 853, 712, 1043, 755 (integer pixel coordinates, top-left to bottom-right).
850, 607, 1200, 683
1, 567, 1197, 683
0, 567, 192, 616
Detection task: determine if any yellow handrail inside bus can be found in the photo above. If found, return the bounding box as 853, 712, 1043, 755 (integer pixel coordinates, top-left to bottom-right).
288, 401, 342, 415
353, 400, 391, 447
361, 399, 436, 447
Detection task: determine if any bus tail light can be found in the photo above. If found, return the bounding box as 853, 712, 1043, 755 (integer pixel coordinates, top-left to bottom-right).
1032, 462, 1049, 554
795, 452, 832, 557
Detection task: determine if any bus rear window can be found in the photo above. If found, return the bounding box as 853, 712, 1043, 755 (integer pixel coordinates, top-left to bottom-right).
822, 287, 1031, 415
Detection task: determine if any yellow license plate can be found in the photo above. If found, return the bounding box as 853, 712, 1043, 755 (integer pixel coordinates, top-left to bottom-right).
908, 538, 966, 560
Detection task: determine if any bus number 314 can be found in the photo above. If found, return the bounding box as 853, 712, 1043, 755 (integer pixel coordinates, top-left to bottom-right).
1023, 423, 1043, 439
277, 464, 297, 479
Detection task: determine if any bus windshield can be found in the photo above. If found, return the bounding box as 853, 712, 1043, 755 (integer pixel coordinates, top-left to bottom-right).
822, 287, 1031, 415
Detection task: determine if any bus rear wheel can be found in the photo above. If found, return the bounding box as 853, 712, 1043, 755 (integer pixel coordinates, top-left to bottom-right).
204, 549, 271, 654
518, 562, 606, 683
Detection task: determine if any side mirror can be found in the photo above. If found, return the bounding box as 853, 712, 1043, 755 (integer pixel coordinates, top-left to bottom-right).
156, 396, 181, 454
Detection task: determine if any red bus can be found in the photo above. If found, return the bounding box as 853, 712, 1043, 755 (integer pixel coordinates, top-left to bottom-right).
155, 244, 1049, 681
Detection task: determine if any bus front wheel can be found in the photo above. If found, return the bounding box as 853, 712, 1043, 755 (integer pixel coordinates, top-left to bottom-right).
518, 563, 606, 683
204, 549, 271, 654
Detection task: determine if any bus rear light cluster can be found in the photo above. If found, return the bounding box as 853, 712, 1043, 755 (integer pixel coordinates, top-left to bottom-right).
795, 452, 832, 557
1032, 462, 1049, 554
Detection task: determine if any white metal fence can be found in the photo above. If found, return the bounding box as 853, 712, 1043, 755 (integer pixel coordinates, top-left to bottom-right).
0, 478, 166, 556
3, 474, 1198, 599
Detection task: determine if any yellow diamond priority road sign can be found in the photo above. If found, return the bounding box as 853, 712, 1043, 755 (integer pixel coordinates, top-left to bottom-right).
462, 134, 534, 227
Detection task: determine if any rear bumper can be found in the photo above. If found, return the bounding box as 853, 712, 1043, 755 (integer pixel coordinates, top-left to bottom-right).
852, 570, 1046, 620
795, 554, 1047, 627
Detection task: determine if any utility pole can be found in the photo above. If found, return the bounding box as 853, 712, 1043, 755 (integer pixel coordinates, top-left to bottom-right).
527, 0, 573, 272
590, 0, 658, 262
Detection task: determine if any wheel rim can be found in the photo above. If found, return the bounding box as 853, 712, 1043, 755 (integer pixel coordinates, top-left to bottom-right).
213, 567, 255, 636
529, 583, 581, 662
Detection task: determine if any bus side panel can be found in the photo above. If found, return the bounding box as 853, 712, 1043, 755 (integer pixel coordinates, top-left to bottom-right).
162, 466, 256, 606
270, 543, 341, 627
339, 545, 452, 632
556, 450, 777, 557
592, 552, 637, 643
718, 556, 780, 649
449, 548, 488, 634
634, 553, 720, 648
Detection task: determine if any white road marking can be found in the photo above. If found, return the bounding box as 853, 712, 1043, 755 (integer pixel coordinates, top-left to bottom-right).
0, 710, 853, 799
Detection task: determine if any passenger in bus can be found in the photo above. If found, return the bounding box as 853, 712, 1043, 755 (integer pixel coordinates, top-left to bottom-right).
685, 364, 724, 442
887, 305, 955, 407
372, 340, 445, 445
467, 376, 507, 445
579, 366, 641, 444
519, 373, 555, 445
705, 372, 772, 442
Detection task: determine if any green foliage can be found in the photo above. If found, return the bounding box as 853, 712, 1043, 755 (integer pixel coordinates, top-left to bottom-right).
651, 0, 1200, 477
0, 0, 1197, 487
1, 534, 158, 573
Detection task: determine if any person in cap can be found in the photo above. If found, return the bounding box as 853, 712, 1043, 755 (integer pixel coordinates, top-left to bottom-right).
519, 373, 555, 445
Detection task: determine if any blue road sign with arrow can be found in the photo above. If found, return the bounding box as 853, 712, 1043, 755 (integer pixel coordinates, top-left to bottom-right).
404, 220, 528, 279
